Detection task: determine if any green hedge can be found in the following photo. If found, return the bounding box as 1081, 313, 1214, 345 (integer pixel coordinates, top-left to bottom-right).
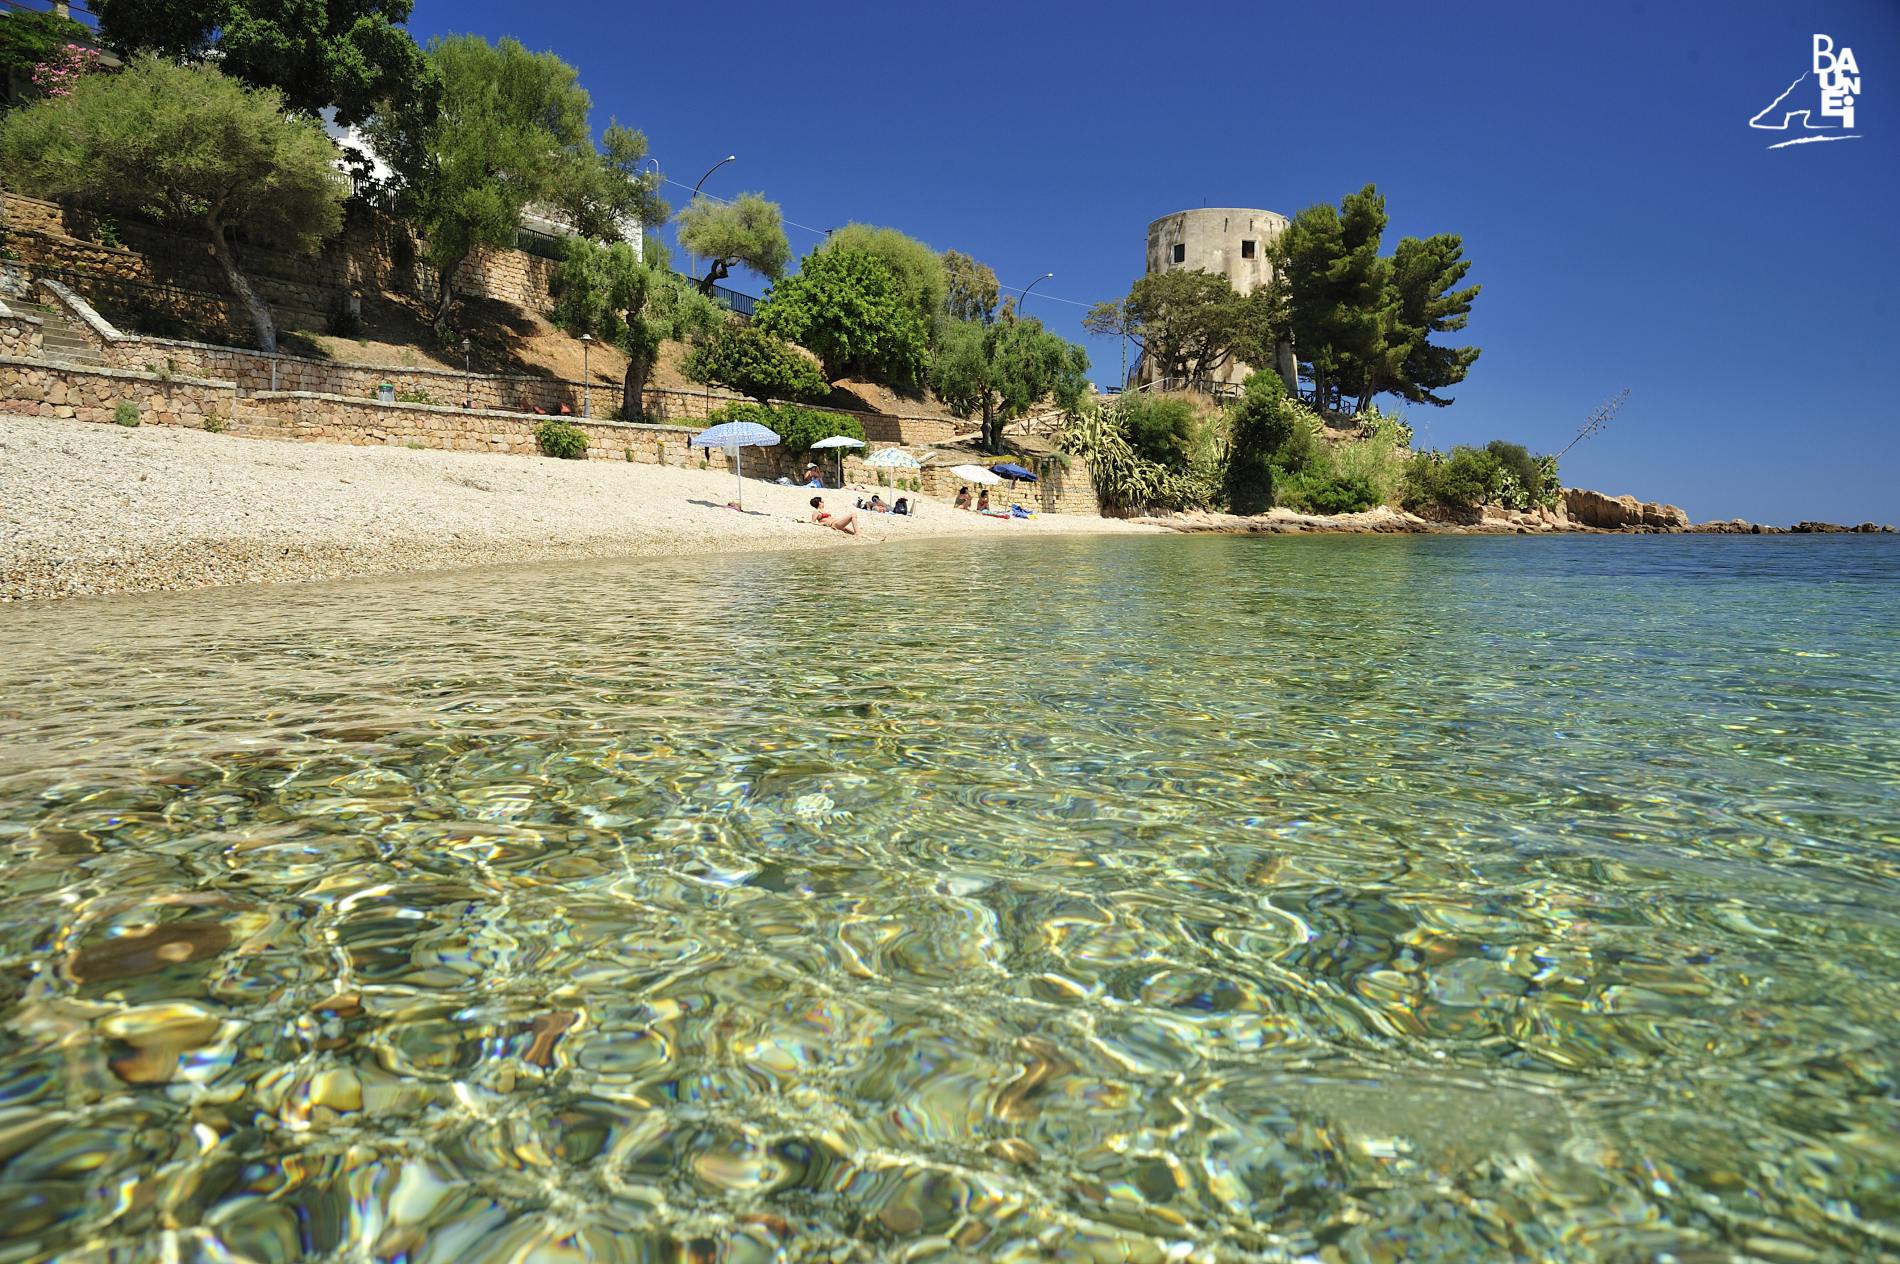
535, 419, 588, 459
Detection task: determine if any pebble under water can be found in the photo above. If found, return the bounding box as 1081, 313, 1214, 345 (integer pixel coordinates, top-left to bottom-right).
1, 534, 1897, 1262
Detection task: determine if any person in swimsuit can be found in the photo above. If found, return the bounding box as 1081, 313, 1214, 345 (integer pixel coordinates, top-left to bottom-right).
953, 487, 971, 510
976, 489, 992, 513
810, 496, 860, 534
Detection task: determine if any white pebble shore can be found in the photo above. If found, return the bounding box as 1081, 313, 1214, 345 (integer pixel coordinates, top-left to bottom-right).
0, 415, 1152, 603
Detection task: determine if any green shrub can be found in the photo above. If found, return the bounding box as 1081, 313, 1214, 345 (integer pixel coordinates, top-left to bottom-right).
1224, 373, 1332, 513
1223, 373, 1291, 513
1484, 440, 1539, 494
683, 319, 829, 403
1274, 466, 1381, 515
395, 387, 436, 406
1330, 430, 1407, 508
1119, 392, 1204, 468
1399, 443, 1561, 513
202, 415, 226, 433
1402, 446, 1507, 512
113, 401, 139, 427
535, 419, 588, 459
770, 403, 865, 455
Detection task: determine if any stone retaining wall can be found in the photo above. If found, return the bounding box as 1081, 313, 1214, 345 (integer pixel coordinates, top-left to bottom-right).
0, 356, 237, 429
0, 301, 40, 359
1, 191, 556, 343
910, 458, 1100, 515
38, 279, 583, 413
241, 392, 798, 478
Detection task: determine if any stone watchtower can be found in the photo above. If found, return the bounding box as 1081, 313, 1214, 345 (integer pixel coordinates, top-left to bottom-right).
1140, 207, 1292, 390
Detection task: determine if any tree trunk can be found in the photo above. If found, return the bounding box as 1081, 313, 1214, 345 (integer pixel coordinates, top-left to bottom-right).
1274, 340, 1298, 395
433, 256, 464, 327
205, 213, 276, 354
1312, 362, 1328, 411
622, 348, 651, 421
697, 258, 730, 296
981, 394, 998, 454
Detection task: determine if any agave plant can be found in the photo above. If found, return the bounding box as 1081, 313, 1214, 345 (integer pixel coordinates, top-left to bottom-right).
1056, 399, 1212, 516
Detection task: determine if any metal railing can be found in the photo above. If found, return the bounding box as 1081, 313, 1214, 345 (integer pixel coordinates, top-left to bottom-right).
707, 283, 755, 317
1132, 374, 1244, 402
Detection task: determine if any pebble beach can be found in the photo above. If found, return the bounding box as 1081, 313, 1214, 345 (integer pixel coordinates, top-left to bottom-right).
0, 415, 1153, 602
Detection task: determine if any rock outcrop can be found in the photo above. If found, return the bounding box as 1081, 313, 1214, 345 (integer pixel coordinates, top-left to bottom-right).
1562, 488, 1690, 532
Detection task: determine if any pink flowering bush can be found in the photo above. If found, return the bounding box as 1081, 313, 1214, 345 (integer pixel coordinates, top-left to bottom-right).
30, 43, 102, 98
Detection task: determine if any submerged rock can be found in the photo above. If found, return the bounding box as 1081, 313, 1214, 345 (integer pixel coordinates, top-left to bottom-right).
67, 921, 231, 984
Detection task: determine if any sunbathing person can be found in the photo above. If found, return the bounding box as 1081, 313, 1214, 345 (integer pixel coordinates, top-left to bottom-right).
810, 496, 860, 534
953, 487, 972, 510
976, 489, 992, 513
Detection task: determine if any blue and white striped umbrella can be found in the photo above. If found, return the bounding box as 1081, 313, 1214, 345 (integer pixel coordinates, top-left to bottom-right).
691, 421, 780, 450
690, 421, 780, 509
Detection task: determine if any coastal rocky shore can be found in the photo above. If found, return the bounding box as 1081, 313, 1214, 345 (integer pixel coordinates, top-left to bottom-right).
1137, 487, 1895, 537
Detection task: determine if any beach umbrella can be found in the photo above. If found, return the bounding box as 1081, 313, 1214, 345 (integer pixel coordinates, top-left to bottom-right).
691, 419, 779, 509
950, 463, 1002, 486
991, 462, 1038, 483
809, 434, 864, 487
866, 447, 922, 469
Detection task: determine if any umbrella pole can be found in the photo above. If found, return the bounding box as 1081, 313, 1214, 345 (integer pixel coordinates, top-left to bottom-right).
735, 444, 743, 509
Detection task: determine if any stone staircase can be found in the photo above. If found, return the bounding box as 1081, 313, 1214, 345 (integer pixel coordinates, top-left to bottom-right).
8, 298, 107, 368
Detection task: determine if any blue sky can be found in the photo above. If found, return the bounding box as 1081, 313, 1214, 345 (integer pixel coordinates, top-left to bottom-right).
408, 0, 1899, 524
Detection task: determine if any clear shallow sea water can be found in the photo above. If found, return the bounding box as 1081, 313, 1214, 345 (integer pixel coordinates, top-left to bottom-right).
0, 534, 1897, 1263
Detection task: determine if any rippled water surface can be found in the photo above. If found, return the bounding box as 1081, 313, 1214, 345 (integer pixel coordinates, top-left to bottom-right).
2, 535, 1898, 1262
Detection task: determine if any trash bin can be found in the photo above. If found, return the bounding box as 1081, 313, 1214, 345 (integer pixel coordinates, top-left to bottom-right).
377, 382, 395, 404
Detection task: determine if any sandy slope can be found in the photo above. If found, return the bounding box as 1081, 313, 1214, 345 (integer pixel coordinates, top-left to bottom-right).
0, 415, 1152, 602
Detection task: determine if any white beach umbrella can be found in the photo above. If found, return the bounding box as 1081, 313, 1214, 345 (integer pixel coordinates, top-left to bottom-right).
809, 434, 865, 486
691, 420, 780, 509
950, 463, 1002, 486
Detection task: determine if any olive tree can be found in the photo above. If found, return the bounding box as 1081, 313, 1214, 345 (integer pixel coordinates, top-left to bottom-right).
369, 35, 591, 325
676, 192, 789, 295
550, 236, 722, 419
0, 56, 344, 352
931, 314, 1090, 453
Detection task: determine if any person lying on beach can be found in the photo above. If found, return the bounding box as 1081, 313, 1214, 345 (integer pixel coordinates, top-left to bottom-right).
953, 487, 972, 510
810, 496, 859, 534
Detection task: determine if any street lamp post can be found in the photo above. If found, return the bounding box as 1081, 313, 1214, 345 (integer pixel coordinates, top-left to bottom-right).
580, 334, 594, 418
686, 155, 736, 283
692, 155, 736, 201
1018, 272, 1055, 317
